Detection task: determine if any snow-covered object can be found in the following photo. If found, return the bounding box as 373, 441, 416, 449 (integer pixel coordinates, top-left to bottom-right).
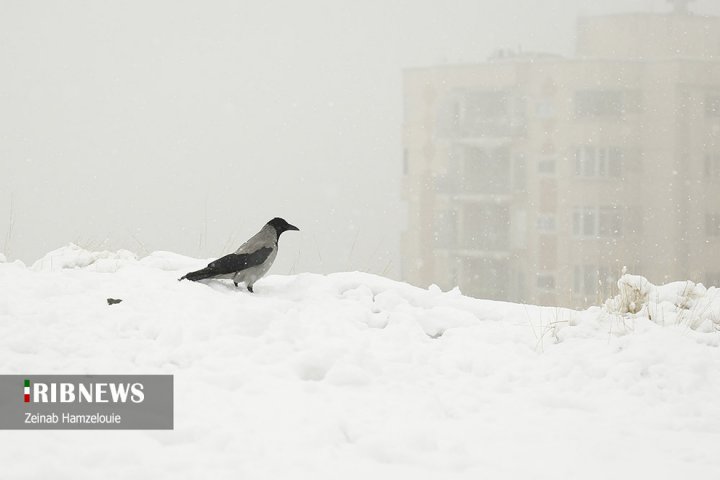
605, 274, 720, 331
1, 251, 720, 479
606, 274, 652, 314
31, 243, 137, 272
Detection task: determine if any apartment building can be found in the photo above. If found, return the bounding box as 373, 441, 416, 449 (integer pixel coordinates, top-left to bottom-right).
401, 7, 720, 307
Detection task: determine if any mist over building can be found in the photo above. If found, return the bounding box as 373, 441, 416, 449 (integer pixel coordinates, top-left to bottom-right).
401, 3, 720, 307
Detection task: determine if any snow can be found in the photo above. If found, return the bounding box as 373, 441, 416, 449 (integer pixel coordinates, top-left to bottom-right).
605, 274, 720, 331
31, 243, 137, 272
1, 245, 720, 479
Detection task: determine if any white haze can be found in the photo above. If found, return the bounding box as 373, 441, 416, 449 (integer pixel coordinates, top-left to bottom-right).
2, 0, 719, 279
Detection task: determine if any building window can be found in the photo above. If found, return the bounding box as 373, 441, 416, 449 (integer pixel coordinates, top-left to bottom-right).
573, 207, 622, 238
439, 89, 526, 138
573, 207, 596, 236
537, 214, 556, 232
574, 265, 597, 295
705, 153, 720, 179
707, 214, 720, 237
537, 273, 556, 290
574, 146, 622, 178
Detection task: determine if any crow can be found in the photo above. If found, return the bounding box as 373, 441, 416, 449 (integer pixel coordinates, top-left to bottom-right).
179, 217, 299, 292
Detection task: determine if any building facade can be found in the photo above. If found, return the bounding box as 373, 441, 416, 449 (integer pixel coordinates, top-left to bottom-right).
401, 10, 720, 307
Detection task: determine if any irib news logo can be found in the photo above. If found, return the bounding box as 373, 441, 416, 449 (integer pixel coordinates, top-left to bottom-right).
22, 378, 144, 404
0, 375, 172, 430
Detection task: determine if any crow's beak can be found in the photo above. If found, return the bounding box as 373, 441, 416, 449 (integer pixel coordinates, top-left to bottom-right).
287, 224, 299, 231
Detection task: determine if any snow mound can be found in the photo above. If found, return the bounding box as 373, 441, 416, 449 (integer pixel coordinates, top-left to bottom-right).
31, 243, 137, 272
2, 250, 720, 479
605, 274, 720, 331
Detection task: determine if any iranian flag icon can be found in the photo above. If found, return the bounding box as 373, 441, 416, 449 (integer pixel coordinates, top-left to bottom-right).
24, 379, 30, 403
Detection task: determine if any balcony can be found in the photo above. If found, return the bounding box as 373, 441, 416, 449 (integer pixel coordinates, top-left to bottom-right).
437, 89, 527, 140
435, 144, 516, 198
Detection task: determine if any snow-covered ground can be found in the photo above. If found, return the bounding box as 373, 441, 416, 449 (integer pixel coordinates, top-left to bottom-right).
1, 244, 720, 479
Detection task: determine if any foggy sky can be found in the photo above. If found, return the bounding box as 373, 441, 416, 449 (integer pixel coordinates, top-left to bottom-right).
2, 0, 720, 279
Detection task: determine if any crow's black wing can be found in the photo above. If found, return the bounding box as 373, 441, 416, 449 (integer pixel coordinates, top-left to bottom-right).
207, 247, 273, 275
179, 247, 274, 282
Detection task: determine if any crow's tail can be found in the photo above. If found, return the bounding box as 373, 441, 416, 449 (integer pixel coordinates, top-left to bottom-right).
178, 268, 214, 282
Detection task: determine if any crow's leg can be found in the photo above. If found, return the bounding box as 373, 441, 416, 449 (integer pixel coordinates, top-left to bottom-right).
247, 285, 254, 293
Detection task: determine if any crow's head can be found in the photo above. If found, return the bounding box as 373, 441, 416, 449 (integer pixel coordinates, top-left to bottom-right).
267, 217, 300, 237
